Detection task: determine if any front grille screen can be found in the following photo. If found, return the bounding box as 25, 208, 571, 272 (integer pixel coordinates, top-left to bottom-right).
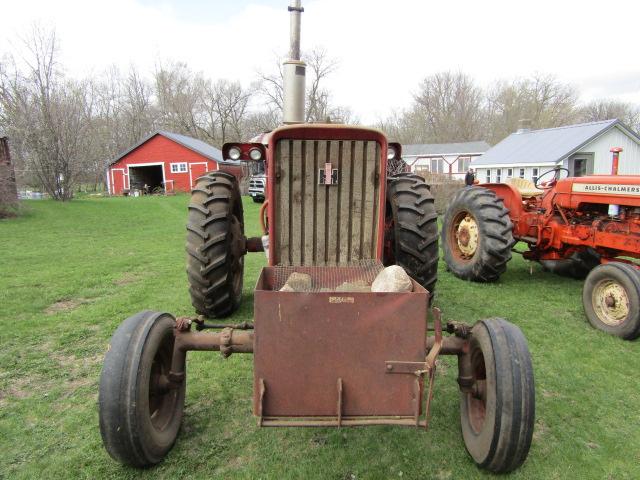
274, 139, 381, 266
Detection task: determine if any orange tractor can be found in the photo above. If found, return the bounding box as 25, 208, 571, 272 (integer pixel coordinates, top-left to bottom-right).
442, 153, 640, 340
98, 0, 535, 473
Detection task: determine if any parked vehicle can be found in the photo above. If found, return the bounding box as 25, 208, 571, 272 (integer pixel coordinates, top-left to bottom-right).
442, 151, 640, 339
99, 2, 535, 473
248, 161, 266, 202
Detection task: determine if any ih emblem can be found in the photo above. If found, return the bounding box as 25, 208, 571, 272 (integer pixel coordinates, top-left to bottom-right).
319, 162, 339, 185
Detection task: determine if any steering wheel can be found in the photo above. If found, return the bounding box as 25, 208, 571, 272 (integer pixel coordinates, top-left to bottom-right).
535, 167, 570, 190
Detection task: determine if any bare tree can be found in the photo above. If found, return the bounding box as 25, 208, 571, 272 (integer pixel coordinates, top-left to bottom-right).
256, 59, 284, 115
579, 99, 640, 133
256, 47, 349, 124
154, 61, 204, 137
122, 67, 156, 143
201, 79, 252, 145
412, 72, 485, 143
376, 109, 433, 145
242, 109, 280, 138
304, 48, 337, 122
0, 26, 95, 200
485, 75, 579, 143
380, 73, 581, 146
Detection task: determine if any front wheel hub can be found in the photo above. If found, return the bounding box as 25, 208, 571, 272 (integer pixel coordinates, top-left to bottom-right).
593, 280, 629, 326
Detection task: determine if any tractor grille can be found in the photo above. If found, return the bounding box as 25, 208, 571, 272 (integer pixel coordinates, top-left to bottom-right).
273, 139, 381, 266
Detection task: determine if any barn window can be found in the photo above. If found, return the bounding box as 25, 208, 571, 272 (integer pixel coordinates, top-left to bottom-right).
496, 168, 502, 183
171, 162, 188, 173
486, 169, 491, 183
519, 168, 525, 178
532, 168, 539, 184
507, 168, 513, 178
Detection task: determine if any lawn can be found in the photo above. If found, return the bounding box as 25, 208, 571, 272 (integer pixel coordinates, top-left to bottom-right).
0, 195, 638, 479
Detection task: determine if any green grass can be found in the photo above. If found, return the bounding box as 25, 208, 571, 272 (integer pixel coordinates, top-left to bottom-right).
0, 196, 639, 479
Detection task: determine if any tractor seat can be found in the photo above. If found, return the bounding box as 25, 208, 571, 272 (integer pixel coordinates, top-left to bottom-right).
506, 177, 543, 198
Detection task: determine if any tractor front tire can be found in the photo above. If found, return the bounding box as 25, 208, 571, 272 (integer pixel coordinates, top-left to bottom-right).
460, 318, 535, 473
384, 173, 439, 299
583, 262, 640, 340
99, 311, 185, 467
442, 187, 513, 282
187, 171, 245, 318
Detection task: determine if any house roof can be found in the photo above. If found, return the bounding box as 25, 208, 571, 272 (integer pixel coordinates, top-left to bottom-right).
110, 130, 223, 166
471, 119, 640, 167
402, 141, 490, 157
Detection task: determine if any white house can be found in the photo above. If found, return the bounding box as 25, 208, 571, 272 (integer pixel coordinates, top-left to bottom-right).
402, 141, 490, 180
471, 119, 640, 184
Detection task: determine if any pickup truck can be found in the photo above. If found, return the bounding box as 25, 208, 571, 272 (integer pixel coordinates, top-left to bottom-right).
248, 173, 266, 202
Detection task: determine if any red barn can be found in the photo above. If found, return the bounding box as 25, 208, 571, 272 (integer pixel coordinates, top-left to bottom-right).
107, 131, 239, 195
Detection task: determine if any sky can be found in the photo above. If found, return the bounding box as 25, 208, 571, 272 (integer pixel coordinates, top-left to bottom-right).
2, 0, 640, 124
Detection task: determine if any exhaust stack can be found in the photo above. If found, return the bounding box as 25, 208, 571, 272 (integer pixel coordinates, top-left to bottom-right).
610, 147, 622, 175
282, 0, 306, 124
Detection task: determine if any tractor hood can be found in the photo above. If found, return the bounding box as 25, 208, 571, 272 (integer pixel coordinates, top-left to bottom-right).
554, 175, 640, 209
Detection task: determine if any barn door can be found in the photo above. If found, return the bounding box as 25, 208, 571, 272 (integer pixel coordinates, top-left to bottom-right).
111, 169, 126, 194
189, 163, 209, 187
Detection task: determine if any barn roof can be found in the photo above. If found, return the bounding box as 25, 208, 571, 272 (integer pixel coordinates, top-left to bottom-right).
471, 119, 640, 167
402, 141, 490, 157
109, 130, 223, 166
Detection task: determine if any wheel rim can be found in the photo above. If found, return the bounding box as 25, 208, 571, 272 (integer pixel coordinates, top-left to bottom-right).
592, 279, 630, 326
450, 211, 479, 260
468, 346, 487, 434
148, 333, 179, 432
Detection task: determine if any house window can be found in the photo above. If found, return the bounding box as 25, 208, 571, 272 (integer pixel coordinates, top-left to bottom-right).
457, 156, 471, 173
496, 168, 502, 183
573, 159, 587, 177
532, 168, 539, 184
430, 158, 444, 174
171, 162, 188, 173
507, 168, 513, 178
519, 168, 525, 179
486, 169, 491, 183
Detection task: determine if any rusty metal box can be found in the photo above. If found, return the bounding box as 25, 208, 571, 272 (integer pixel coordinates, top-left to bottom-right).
253, 265, 428, 425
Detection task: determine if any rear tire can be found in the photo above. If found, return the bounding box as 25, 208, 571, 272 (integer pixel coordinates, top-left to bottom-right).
583, 262, 640, 340
442, 187, 513, 282
460, 318, 535, 473
384, 173, 439, 299
187, 171, 245, 318
99, 311, 185, 467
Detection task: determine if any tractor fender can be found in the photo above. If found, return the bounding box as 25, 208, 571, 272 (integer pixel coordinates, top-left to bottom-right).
478, 183, 525, 220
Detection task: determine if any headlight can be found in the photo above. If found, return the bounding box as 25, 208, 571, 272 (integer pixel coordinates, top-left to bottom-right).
228, 147, 241, 160
249, 148, 263, 161
387, 146, 397, 161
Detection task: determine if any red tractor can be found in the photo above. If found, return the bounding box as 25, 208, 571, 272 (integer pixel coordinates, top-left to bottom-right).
98, 1, 535, 473
442, 158, 640, 340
